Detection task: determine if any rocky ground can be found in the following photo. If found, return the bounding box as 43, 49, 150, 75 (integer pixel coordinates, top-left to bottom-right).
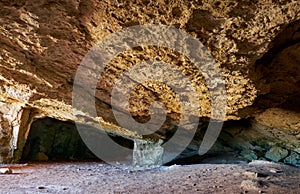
1, 0, 300, 165
0, 160, 299, 194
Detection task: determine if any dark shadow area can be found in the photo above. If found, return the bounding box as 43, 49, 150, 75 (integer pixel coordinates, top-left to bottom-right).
165, 119, 251, 166
20, 117, 299, 167
251, 19, 300, 113
164, 118, 299, 167
164, 153, 246, 166
21, 117, 133, 162
21, 118, 99, 162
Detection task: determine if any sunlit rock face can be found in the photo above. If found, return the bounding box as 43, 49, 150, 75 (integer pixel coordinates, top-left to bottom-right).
0, 0, 299, 164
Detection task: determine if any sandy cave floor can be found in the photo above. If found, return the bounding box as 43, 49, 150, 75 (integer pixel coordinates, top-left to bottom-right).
0, 160, 300, 194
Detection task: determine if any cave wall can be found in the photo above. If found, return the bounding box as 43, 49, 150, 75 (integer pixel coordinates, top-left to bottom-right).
0, 0, 300, 163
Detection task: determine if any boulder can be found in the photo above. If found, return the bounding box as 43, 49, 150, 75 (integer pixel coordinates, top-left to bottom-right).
265, 146, 289, 162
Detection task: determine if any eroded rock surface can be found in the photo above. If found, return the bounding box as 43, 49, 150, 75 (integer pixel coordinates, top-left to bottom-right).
0, 0, 300, 163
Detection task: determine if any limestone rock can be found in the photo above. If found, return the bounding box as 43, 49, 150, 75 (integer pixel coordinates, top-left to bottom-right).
133, 139, 163, 167
240, 180, 260, 191
0, 0, 299, 163
0, 167, 12, 174
240, 150, 258, 162
265, 146, 289, 162
284, 152, 300, 167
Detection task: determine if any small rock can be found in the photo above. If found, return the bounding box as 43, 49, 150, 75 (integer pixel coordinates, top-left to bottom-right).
269, 168, 282, 173
265, 146, 288, 162
284, 152, 300, 167
243, 171, 258, 179
0, 168, 12, 174
38, 186, 46, 189
249, 160, 273, 165
240, 150, 258, 161
241, 180, 260, 190
293, 148, 300, 154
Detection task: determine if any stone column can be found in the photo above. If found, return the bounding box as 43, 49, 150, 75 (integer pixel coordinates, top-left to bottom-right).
0, 101, 23, 163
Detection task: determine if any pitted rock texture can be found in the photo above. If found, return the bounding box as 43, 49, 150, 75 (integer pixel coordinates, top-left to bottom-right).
0, 0, 300, 162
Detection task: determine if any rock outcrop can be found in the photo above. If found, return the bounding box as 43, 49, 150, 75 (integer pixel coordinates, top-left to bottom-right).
0, 0, 299, 164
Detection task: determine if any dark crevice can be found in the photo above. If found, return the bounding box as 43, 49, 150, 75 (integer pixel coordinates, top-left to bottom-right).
243, 19, 300, 115
255, 20, 300, 66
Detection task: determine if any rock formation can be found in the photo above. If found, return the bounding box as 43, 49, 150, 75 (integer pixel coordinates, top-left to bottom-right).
0, 0, 299, 165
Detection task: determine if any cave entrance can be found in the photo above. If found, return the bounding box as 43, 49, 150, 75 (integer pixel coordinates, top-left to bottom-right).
21, 118, 100, 162
21, 117, 136, 163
